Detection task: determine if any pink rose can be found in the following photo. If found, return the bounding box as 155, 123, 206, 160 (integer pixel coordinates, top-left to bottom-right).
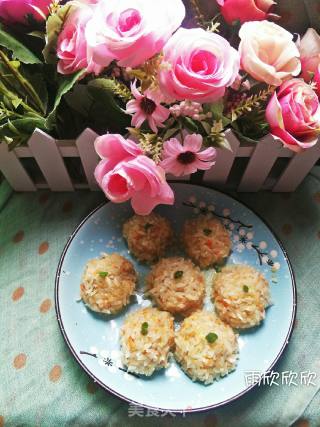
159, 28, 239, 103
94, 133, 143, 183
299, 28, 320, 96
313, 68, 320, 98
217, 0, 276, 24
0, 0, 51, 23
85, 0, 185, 69
239, 21, 301, 86
100, 156, 174, 215
94, 134, 174, 214
57, 3, 103, 75
266, 79, 320, 152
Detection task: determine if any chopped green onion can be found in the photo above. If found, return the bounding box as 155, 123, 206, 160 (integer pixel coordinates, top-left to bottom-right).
203, 228, 212, 236
99, 271, 108, 278
141, 322, 149, 335
144, 223, 152, 231
174, 270, 183, 279
215, 266, 222, 273
243, 285, 249, 293
206, 332, 218, 343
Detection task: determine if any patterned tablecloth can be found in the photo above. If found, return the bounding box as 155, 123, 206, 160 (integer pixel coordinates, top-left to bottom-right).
1, 169, 320, 427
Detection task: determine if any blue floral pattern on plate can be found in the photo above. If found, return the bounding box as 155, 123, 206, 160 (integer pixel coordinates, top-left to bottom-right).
55, 183, 296, 413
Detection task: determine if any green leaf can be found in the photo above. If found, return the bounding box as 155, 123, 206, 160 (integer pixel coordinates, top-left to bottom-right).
222, 115, 231, 127
87, 78, 131, 126
45, 69, 85, 129
0, 116, 47, 147
21, 65, 49, 113
0, 25, 41, 64
28, 31, 45, 40
87, 78, 127, 114
63, 78, 130, 135
162, 126, 179, 141
209, 99, 224, 120
216, 137, 232, 151
11, 97, 22, 109
231, 128, 260, 145
43, 4, 73, 64
201, 121, 211, 135
180, 116, 199, 133
63, 84, 90, 116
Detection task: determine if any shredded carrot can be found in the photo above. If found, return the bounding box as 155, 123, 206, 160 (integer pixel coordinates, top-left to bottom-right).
206, 239, 213, 249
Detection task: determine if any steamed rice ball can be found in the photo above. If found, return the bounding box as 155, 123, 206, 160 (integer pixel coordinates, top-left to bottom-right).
181, 215, 231, 268
175, 311, 238, 384
213, 265, 271, 329
120, 307, 175, 376
146, 257, 205, 317
123, 213, 173, 263
80, 253, 137, 314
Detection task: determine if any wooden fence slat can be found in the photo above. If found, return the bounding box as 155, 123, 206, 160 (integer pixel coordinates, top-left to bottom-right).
0, 143, 36, 191
75, 128, 99, 191
238, 134, 282, 192
28, 129, 74, 191
203, 129, 240, 187
272, 137, 320, 192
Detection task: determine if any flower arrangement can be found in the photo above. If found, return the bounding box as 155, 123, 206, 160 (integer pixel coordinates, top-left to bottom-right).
0, 0, 320, 213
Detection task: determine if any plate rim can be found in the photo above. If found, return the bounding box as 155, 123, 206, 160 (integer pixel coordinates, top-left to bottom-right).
55, 182, 297, 414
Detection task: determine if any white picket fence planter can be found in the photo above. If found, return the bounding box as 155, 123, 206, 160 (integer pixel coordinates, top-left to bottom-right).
1, 127, 320, 193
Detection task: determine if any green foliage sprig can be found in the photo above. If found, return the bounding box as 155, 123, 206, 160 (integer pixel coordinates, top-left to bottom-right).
228, 86, 275, 122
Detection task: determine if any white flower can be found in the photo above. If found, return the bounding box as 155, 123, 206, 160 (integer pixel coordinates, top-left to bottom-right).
270, 250, 278, 258
223, 208, 231, 217
272, 262, 281, 271
236, 243, 245, 252
259, 241, 267, 250
233, 229, 254, 253
199, 201, 206, 209
246, 232, 254, 240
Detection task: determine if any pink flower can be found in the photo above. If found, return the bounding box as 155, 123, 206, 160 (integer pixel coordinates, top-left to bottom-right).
0, 0, 51, 23
299, 28, 320, 96
159, 28, 239, 103
57, 2, 103, 75
160, 134, 216, 176
266, 78, 320, 152
125, 81, 170, 133
94, 133, 143, 184
239, 21, 301, 86
313, 68, 320, 98
216, 0, 277, 24
94, 133, 174, 214
85, 0, 185, 69
99, 155, 174, 215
